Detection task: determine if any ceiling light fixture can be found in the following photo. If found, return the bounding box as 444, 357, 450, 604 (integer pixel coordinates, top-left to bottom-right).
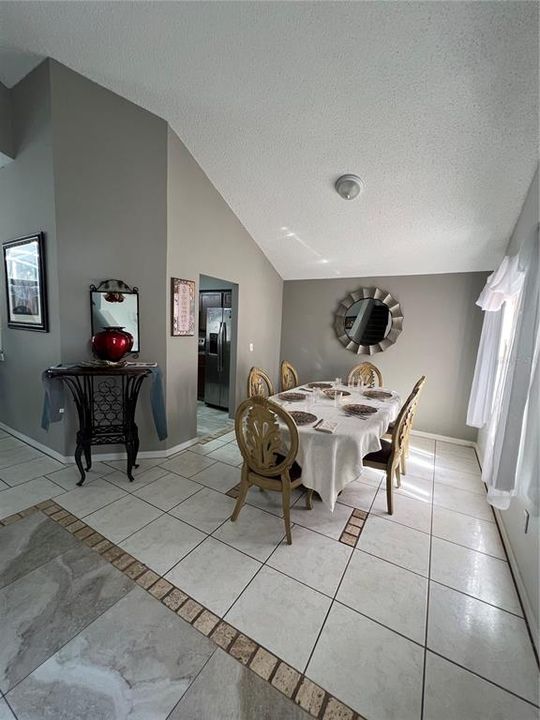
335, 174, 364, 200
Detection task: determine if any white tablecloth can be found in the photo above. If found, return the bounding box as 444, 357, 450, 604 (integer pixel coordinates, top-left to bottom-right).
271, 383, 401, 511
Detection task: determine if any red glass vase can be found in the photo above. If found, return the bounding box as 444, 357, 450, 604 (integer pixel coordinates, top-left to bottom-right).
92, 326, 134, 362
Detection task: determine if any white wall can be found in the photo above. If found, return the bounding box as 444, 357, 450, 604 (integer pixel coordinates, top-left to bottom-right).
281, 272, 486, 441
166, 128, 283, 447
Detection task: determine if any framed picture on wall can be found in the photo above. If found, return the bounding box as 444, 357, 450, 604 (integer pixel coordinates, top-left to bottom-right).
171, 277, 195, 336
3, 232, 49, 332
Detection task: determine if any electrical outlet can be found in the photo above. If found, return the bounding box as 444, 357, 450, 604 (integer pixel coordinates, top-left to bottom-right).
523, 509, 530, 534
0, 350, 5, 362
249, 343, 254, 352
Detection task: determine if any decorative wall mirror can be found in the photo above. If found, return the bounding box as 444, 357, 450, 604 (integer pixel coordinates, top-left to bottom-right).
334, 287, 403, 355
90, 279, 140, 353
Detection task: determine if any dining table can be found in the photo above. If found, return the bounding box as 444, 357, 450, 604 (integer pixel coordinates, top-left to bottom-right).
270, 382, 401, 510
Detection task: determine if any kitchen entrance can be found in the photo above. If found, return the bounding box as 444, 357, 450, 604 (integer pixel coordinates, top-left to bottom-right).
197, 274, 238, 438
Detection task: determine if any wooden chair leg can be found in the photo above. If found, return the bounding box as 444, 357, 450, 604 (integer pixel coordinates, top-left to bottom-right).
385, 467, 394, 515
281, 479, 292, 544
231, 467, 250, 521
305, 489, 313, 510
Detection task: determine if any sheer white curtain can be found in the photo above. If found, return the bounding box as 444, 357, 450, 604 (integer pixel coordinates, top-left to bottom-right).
488, 230, 539, 509
467, 230, 539, 509
467, 255, 523, 428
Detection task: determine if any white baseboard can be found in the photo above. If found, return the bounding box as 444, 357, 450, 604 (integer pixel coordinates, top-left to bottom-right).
0, 422, 67, 464
411, 429, 475, 447
0, 422, 199, 464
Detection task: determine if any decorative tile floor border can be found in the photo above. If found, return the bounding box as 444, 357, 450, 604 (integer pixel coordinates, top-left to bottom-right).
339, 508, 368, 547
0, 501, 366, 720
225, 483, 370, 550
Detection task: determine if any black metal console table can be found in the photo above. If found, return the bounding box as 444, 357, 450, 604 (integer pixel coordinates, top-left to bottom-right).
46, 365, 151, 486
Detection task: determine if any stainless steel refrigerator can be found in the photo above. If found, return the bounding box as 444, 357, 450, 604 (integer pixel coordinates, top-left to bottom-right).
204, 307, 232, 409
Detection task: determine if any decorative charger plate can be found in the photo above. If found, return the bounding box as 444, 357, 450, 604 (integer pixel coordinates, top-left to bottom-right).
363, 389, 392, 400
278, 392, 306, 402
307, 382, 332, 389
343, 403, 377, 416
290, 411, 318, 426
323, 389, 351, 399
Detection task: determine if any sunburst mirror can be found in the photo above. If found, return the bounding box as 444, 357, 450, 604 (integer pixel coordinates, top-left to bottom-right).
334, 287, 403, 355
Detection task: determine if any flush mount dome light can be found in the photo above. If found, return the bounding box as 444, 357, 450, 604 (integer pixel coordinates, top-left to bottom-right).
335, 174, 364, 200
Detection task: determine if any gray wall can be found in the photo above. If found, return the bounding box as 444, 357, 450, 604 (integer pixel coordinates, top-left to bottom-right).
0, 81, 14, 163
49, 61, 169, 453
478, 167, 539, 638
0, 61, 64, 454
281, 272, 486, 441
167, 127, 283, 446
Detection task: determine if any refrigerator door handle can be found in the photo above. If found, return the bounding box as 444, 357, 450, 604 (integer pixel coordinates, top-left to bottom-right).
217, 321, 224, 372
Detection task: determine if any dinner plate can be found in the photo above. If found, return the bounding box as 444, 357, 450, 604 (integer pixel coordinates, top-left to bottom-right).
343, 403, 377, 416
290, 411, 318, 426
323, 389, 351, 399
307, 382, 332, 389
278, 392, 306, 402
363, 389, 392, 400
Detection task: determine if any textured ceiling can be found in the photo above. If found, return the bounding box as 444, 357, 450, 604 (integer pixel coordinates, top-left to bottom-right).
0, 2, 537, 279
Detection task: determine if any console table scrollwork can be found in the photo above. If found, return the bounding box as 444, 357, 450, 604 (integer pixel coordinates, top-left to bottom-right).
46, 366, 151, 486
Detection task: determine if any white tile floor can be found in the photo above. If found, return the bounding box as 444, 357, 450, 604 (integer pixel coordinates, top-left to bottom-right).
196, 401, 234, 437
0, 429, 538, 720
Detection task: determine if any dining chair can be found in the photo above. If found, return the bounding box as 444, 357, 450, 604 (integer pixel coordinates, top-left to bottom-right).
383, 375, 426, 474
347, 361, 383, 388
280, 360, 299, 392
247, 366, 275, 398
231, 396, 310, 544
363, 384, 417, 514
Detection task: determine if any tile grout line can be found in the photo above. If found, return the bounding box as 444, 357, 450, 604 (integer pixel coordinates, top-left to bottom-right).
1, 441, 536, 714
2, 486, 531, 704
301, 482, 380, 685
419, 440, 437, 720
0, 502, 363, 720
472, 445, 540, 672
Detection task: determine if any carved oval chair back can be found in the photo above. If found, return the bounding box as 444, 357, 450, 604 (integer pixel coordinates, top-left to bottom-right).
280, 360, 299, 392
347, 362, 383, 388
383, 375, 426, 474
247, 367, 275, 398
363, 381, 418, 515
231, 396, 309, 544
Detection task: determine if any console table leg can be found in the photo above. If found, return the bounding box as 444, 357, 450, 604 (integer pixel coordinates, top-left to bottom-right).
75, 440, 86, 486
133, 434, 140, 469
83, 443, 92, 472
126, 440, 136, 482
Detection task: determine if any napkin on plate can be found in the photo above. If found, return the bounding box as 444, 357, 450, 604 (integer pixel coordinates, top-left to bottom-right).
315, 419, 338, 434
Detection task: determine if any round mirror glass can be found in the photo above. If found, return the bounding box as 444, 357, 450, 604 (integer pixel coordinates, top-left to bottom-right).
344, 298, 391, 345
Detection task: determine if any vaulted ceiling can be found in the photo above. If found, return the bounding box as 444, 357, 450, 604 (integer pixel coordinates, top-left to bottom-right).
0, 1, 537, 279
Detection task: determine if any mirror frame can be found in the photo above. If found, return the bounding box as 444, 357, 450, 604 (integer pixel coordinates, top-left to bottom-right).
90, 279, 140, 354
334, 287, 403, 355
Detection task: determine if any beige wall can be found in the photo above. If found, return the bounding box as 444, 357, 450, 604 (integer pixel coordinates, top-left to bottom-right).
166, 127, 283, 447
281, 272, 486, 441
0, 62, 64, 454
50, 61, 169, 453
0, 80, 14, 162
